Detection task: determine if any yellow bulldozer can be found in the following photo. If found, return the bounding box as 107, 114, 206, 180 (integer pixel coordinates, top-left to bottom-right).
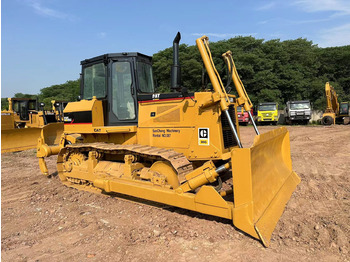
1, 97, 64, 153
37, 33, 300, 247
51, 100, 68, 122
321, 82, 350, 125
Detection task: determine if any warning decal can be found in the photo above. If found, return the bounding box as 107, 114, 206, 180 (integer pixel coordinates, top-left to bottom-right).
198, 128, 209, 146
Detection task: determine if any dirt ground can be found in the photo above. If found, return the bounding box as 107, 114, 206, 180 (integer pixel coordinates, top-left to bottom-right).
1, 125, 349, 261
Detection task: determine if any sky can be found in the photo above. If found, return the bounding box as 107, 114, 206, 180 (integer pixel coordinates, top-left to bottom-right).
2, 0, 350, 98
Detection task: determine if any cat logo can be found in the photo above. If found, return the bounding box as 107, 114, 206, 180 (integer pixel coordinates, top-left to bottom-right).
198, 128, 209, 146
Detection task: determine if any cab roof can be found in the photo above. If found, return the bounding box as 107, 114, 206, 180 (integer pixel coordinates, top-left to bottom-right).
81, 52, 152, 65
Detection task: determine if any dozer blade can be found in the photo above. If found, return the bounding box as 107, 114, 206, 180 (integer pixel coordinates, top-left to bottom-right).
1, 127, 42, 153
231, 127, 300, 247
1, 123, 63, 153
41, 123, 64, 146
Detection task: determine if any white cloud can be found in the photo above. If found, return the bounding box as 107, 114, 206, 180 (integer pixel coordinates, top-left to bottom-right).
292, 0, 350, 16
290, 18, 332, 25
191, 33, 256, 39
98, 32, 107, 38
256, 2, 276, 11
317, 23, 350, 47
257, 20, 269, 25
27, 0, 73, 20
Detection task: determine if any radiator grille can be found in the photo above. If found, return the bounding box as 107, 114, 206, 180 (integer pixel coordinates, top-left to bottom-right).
221, 105, 238, 148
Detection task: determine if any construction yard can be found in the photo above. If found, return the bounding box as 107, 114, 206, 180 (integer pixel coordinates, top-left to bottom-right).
1, 125, 349, 261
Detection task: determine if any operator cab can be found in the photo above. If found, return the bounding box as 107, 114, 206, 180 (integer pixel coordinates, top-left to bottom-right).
80, 51, 190, 127
80, 53, 155, 126
12, 98, 38, 121
339, 102, 349, 116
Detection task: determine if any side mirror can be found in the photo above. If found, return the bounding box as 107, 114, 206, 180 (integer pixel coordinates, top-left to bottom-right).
77, 95, 81, 101
39, 102, 45, 108
55, 102, 60, 108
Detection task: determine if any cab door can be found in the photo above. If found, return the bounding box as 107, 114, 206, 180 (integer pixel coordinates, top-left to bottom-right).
107, 59, 138, 126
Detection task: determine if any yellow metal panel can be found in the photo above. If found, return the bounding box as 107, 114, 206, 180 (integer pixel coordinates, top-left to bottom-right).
137, 127, 194, 149
137, 93, 234, 160
194, 185, 232, 219
255, 170, 300, 247
93, 177, 233, 220
64, 100, 94, 112
41, 123, 64, 146
64, 125, 137, 134
1, 112, 15, 130
231, 127, 300, 246
2, 127, 42, 153
92, 100, 104, 126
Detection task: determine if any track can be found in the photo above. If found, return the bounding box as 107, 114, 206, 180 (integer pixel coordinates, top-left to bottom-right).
57, 143, 194, 187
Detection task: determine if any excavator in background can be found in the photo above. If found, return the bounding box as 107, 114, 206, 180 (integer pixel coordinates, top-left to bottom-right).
321, 82, 350, 125
1, 98, 64, 153
37, 33, 300, 247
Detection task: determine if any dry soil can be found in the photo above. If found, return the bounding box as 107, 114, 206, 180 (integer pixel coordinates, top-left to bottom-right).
1, 125, 349, 261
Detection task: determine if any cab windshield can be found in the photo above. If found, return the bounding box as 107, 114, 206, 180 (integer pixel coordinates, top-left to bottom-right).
259, 104, 276, 111
290, 102, 310, 110
83, 63, 107, 99
13, 100, 36, 112
340, 103, 349, 114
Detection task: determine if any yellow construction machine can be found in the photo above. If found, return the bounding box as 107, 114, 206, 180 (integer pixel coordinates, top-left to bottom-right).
321, 82, 350, 125
1, 98, 64, 153
51, 100, 68, 122
37, 33, 300, 247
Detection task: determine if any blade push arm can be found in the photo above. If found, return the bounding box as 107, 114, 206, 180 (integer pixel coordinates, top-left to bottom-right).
196, 36, 242, 148
196, 36, 231, 112
222, 51, 259, 135
222, 51, 253, 112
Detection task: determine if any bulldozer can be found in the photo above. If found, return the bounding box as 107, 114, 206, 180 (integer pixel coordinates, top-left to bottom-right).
1, 97, 64, 153
37, 33, 300, 247
51, 100, 68, 122
321, 82, 350, 125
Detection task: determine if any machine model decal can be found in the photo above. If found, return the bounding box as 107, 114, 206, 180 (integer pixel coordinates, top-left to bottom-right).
152, 128, 180, 138
198, 128, 209, 146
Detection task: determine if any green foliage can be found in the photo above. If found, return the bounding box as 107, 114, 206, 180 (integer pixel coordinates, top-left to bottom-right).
1, 98, 9, 110
1, 80, 80, 110
152, 36, 349, 110
38, 80, 80, 110
14, 93, 38, 99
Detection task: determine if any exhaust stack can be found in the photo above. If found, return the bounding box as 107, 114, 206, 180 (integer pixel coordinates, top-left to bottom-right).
171, 32, 181, 92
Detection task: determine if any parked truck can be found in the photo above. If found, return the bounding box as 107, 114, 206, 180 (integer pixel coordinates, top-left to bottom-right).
236, 106, 250, 125
285, 100, 311, 125
257, 102, 278, 125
